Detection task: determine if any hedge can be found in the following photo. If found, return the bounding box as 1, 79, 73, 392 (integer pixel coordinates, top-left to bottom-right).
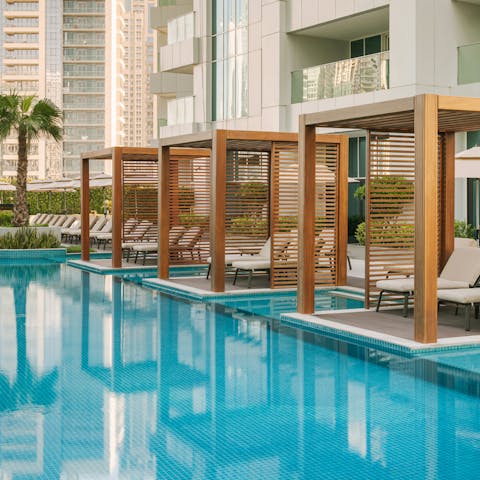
0, 188, 111, 215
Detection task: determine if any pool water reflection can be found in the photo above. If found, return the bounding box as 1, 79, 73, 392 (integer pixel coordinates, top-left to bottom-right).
0, 263, 478, 479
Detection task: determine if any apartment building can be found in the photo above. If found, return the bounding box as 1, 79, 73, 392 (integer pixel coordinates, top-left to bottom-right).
124, 0, 155, 147
150, 0, 480, 220
0, 0, 126, 179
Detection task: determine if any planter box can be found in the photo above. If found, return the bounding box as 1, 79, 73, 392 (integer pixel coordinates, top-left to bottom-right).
0, 248, 66, 262
0, 226, 61, 241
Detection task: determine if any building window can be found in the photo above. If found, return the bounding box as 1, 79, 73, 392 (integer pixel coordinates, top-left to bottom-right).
212, 0, 248, 121
350, 33, 389, 58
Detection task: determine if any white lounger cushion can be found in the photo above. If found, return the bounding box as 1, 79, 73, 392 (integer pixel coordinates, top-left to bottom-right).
231, 259, 270, 270
207, 254, 250, 265
376, 277, 469, 292
131, 242, 157, 252
438, 288, 480, 304
376, 247, 480, 292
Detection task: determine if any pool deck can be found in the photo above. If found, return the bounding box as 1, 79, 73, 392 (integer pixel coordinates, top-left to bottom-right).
68, 256, 480, 355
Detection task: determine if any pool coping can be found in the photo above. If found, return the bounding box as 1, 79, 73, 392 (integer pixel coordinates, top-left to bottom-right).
67, 259, 158, 275
282, 311, 480, 356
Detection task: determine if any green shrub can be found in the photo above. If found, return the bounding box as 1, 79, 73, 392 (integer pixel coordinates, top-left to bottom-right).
354, 221, 414, 246
355, 221, 366, 245
0, 211, 13, 227
26, 187, 111, 215
238, 182, 268, 200
178, 213, 209, 228
454, 220, 475, 238
348, 214, 364, 240
277, 216, 298, 232
0, 227, 60, 249
178, 186, 195, 213
230, 216, 268, 236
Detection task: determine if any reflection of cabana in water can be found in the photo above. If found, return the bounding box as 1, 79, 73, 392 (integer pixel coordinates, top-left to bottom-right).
299, 94, 480, 343
158, 130, 349, 293
80, 146, 209, 268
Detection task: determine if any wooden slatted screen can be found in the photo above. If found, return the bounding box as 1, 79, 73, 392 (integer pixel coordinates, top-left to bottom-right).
123, 159, 158, 243
365, 132, 416, 308
271, 142, 299, 288
225, 150, 270, 258
314, 143, 340, 285
168, 152, 210, 264
271, 141, 340, 288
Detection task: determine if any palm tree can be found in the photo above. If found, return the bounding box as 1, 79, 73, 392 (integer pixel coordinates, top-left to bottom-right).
0, 93, 62, 226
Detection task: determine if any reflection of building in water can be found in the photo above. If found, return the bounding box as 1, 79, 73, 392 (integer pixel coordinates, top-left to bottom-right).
76, 273, 158, 478
0, 263, 62, 478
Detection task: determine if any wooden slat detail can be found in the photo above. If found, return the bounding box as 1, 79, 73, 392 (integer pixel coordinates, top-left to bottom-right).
123, 158, 158, 246
366, 132, 416, 308
271, 141, 341, 289
271, 142, 300, 288
169, 151, 211, 264
314, 143, 340, 286
225, 149, 270, 262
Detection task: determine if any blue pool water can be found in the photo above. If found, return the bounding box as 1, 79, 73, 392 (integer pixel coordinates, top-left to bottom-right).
214, 289, 364, 320
0, 261, 479, 479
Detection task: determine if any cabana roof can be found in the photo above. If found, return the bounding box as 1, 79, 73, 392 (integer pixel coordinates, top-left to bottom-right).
303, 95, 480, 133
81, 146, 159, 161
159, 129, 340, 152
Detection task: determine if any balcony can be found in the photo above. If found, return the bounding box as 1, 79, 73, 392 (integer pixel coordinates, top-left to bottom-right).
291, 51, 389, 104
458, 42, 480, 85
167, 96, 194, 126
150, 72, 193, 96
159, 12, 198, 73
150, 2, 192, 31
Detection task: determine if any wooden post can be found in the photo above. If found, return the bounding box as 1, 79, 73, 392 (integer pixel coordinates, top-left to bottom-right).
364, 132, 371, 309
111, 147, 123, 268
298, 117, 316, 314
414, 94, 438, 343
81, 156, 90, 261
440, 132, 455, 269
336, 136, 349, 285
211, 130, 227, 292
158, 146, 170, 279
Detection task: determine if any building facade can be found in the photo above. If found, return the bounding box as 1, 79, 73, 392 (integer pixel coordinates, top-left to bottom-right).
123, 0, 155, 147
150, 0, 480, 220
0, 0, 126, 179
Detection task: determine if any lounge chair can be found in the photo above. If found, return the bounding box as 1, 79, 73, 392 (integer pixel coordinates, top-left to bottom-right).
376, 247, 480, 317
231, 238, 272, 288
95, 217, 138, 249
90, 218, 112, 246
437, 288, 480, 331
169, 226, 203, 261
206, 237, 272, 279
122, 220, 154, 259
130, 226, 186, 264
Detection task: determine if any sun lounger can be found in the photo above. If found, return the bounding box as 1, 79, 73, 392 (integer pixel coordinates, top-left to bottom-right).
231, 239, 272, 288
169, 226, 204, 261
376, 247, 480, 317
437, 288, 480, 331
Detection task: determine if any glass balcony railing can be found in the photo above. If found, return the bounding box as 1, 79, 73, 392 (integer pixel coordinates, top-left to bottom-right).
167, 96, 194, 126
291, 51, 389, 104
458, 42, 480, 85
167, 12, 194, 45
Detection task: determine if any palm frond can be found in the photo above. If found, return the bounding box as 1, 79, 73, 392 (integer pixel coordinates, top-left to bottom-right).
0, 94, 20, 140
29, 99, 63, 142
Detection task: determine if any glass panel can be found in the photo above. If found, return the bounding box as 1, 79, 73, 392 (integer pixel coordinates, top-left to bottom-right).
236, 0, 248, 26
458, 43, 480, 85
226, 57, 235, 119
348, 138, 358, 177
358, 137, 366, 178
236, 55, 248, 118
236, 27, 247, 55
215, 0, 224, 34
350, 39, 364, 58
467, 130, 480, 148
291, 52, 390, 103
216, 60, 224, 121
365, 35, 381, 55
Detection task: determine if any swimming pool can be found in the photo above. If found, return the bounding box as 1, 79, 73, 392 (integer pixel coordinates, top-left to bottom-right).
0, 261, 478, 479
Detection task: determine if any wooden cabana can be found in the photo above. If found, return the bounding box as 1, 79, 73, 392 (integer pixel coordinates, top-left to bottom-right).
81, 146, 207, 268
299, 94, 480, 343
159, 129, 349, 293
